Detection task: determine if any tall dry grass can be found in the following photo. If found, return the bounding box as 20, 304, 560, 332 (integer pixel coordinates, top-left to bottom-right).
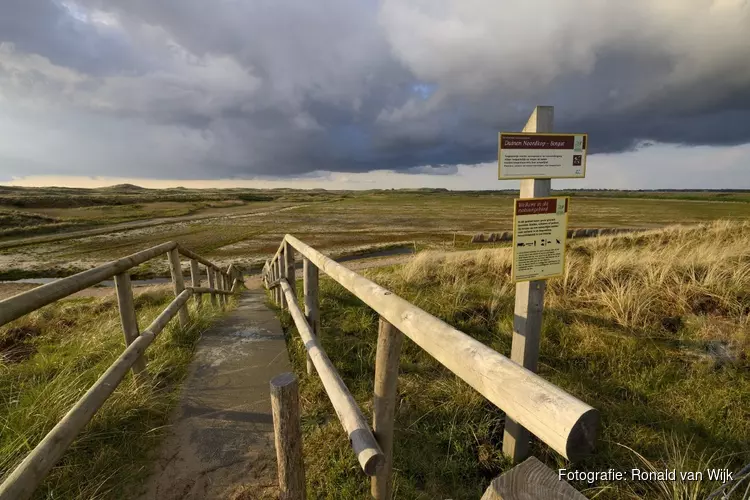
388, 220, 750, 355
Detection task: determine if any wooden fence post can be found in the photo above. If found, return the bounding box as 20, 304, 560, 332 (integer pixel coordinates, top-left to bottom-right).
371, 318, 404, 500
219, 272, 225, 306
167, 248, 189, 328
113, 273, 147, 379
207, 267, 217, 307
189, 259, 202, 307
278, 251, 287, 310
503, 105, 553, 463
303, 258, 319, 375
285, 240, 296, 302
270, 372, 306, 500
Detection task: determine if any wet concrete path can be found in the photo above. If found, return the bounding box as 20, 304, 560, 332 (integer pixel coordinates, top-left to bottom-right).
138, 284, 289, 500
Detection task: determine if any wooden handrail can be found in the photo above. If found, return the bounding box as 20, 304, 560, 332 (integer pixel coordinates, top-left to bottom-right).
0, 289, 193, 500
281, 234, 598, 461
0, 241, 178, 327
0, 241, 242, 500
279, 279, 384, 475
177, 245, 225, 274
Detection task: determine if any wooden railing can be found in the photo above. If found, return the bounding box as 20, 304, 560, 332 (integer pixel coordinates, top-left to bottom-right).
0, 242, 243, 500
263, 235, 599, 499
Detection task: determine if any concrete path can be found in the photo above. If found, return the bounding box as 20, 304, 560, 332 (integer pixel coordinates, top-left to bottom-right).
138, 285, 289, 500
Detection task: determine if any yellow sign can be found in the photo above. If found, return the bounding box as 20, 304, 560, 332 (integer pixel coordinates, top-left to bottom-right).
512, 197, 569, 282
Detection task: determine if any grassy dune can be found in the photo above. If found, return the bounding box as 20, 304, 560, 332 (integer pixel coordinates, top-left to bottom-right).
280, 220, 750, 499
0, 290, 233, 499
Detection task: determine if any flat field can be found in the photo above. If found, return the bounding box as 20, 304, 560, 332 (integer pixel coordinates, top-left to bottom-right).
3, 186, 750, 280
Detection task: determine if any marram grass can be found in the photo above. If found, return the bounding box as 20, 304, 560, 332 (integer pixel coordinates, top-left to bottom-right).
280, 220, 750, 499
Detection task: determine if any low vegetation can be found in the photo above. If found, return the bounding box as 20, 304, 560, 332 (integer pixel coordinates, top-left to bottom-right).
280, 220, 750, 499
0, 289, 234, 499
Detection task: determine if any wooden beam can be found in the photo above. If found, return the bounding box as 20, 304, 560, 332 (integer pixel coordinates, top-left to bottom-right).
113, 273, 147, 380
283, 234, 597, 460
270, 373, 306, 500
503, 105, 553, 463
167, 248, 189, 327
207, 267, 218, 307
371, 318, 404, 500
0, 241, 178, 327
303, 258, 320, 376
279, 279, 384, 475
189, 259, 202, 307
481, 456, 586, 500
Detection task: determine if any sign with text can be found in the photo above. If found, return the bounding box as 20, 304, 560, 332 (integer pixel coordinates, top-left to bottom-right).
498, 133, 587, 179
512, 197, 569, 282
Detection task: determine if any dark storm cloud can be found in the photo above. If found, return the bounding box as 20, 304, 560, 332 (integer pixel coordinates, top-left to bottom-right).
1, 0, 750, 179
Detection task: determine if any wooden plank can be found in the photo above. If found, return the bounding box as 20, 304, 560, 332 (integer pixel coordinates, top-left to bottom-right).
207, 267, 218, 307
481, 457, 586, 500
279, 278, 384, 475
276, 254, 286, 311
0, 241, 178, 327
279, 248, 288, 310
371, 318, 404, 500
284, 234, 598, 461
0, 290, 192, 500
167, 248, 189, 327
504, 105, 553, 463
270, 373, 307, 500
113, 273, 147, 379
189, 259, 202, 307
285, 240, 296, 302
303, 258, 319, 376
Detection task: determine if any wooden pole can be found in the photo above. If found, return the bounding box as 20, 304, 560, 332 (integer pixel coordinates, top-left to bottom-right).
270, 373, 306, 500
218, 273, 226, 307
279, 248, 288, 310
303, 258, 320, 376
167, 248, 189, 328
285, 240, 296, 303
502, 105, 553, 463
189, 259, 202, 307
113, 273, 147, 379
0, 241, 177, 327
371, 318, 404, 500
279, 279, 384, 475
207, 267, 217, 307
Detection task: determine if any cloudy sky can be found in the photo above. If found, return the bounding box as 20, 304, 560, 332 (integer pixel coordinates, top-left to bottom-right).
1, 0, 749, 189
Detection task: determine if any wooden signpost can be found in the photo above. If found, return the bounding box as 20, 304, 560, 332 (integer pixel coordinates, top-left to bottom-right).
499, 106, 586, 462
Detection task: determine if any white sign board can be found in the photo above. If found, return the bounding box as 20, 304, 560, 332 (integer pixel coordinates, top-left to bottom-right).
512, 197, 569, 282
498, 133, 587, 179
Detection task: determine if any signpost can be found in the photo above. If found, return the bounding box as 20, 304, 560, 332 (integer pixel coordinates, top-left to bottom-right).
500, 106, 585, 463
498, 132, 587, 179
512, 197, 569, 282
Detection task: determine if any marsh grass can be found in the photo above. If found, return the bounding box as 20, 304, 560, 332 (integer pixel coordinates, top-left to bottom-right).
278, 220, 750, 499
0, 290, 234, 499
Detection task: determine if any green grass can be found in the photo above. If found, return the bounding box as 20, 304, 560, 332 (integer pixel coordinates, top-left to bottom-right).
0, 290, 235, 499
276, 221, 750, 499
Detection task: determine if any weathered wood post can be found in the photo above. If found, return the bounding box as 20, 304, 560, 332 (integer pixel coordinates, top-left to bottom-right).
207, 267, 217, 307
270, 372, 306, 500
285, 240, 296, 303
189, 259, 202, 307
371, 318, 404, 500
502, 105, 553, 463
302, 258, 319, 375
113, 273, 147, 379
167, 248, 189, 327
220, 272, 228, 307
278, 249, 287, 310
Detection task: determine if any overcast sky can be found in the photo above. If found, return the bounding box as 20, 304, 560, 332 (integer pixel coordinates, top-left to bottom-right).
1, 0, 749, 189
